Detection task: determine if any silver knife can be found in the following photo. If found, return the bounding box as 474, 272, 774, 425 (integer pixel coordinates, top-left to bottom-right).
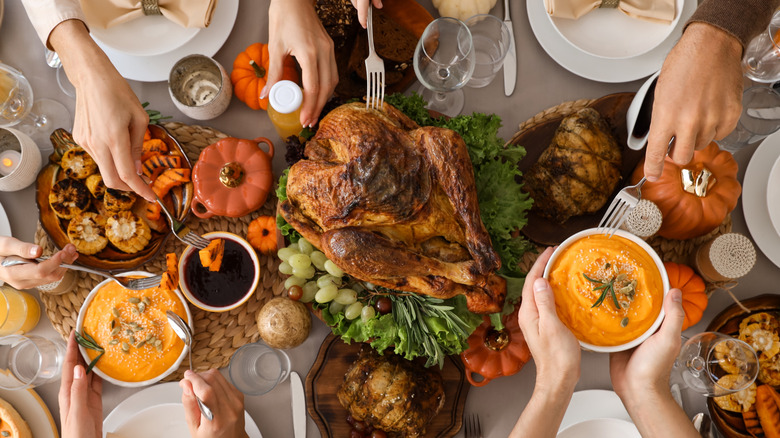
503, 0, 517, 96
291, 371, 306, 438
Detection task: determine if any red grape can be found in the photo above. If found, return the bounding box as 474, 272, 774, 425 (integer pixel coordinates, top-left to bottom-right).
371, 431, 388, 438
374, 297, 392, 315
287, 285, 303, 301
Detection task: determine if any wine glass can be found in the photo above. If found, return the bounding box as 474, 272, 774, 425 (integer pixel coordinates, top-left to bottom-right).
413, 17, 475, 117
0, 63, 71, 147
743, 10, 780, 83
671, 332, 758, 397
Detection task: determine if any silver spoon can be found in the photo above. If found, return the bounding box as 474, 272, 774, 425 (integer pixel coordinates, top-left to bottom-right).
166, 310, 214, 421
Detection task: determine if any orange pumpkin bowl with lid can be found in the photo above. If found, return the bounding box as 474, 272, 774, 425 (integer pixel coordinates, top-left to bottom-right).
191, 137, 274, 218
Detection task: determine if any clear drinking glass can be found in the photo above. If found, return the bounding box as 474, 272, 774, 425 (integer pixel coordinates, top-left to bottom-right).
743, 11, 780, 83
228, 342, 291, 396
671, 332, 758, 397
717, 86, 780, 153
0, 63, 71, 145
413, 17, 475, 116
465, 14, 511, 88
0, 335, 66, 390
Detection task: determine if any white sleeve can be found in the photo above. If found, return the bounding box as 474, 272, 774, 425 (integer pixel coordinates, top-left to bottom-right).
20, 0, 87, 49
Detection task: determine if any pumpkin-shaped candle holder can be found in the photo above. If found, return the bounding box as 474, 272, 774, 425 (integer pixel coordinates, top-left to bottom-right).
192, 137, 274, 219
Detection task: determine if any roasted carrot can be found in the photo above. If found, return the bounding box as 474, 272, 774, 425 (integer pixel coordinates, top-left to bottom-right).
146, 202, 162, 221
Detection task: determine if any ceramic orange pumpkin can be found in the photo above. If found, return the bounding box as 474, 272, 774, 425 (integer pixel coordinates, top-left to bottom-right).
191, 137, 274, 219
664, 261, 708, 331
460, 306, 531, 387
630, 143, 741, 240
231, 43, 299, 111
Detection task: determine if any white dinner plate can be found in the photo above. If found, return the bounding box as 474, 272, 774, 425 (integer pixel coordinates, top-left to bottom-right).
527, 0, 695, 83
0, 387, 59, 438
90, 15, 200, 57
103, 382, 262, 438
93, 0, 238, 82
558, 390, 632, 431
558, 418, 640, 438
765, 153, 780, 236
744, 131, 780, 268
0, 202, 10, 237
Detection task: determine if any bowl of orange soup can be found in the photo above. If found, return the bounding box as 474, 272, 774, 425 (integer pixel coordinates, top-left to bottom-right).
76, 271, 192, 387
543, 229, 669, 353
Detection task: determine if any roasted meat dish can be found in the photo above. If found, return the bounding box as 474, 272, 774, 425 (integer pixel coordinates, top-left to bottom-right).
338, 347, 445, 437
524, 108, 622, 224
279, 102, 506, 313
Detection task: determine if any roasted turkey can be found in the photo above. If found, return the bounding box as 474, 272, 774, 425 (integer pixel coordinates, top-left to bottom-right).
279, 102, 506, 313
524, 108, 622, 224
338, 347, 445, 437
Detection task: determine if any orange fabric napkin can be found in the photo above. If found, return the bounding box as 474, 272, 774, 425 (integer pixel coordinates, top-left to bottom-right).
80, 0, 217, 29
544, 0, 676, 24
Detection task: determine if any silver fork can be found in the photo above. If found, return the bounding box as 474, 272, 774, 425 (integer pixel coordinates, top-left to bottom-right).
598, 137, 675, 237
1, 256, 162, 291
154, 195, 210, 250
464, 413, 482, 438
364, 5, 385, 110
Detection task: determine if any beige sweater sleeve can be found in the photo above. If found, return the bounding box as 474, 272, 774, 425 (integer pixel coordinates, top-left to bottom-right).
687, 0, 780, 49
20, 0, 86, 49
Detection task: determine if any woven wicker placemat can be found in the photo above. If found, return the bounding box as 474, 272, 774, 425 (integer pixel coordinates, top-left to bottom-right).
35, 122, 286, 380
512, 98, 734, 294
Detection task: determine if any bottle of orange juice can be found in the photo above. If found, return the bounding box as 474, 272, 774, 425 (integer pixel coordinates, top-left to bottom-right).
0, 286, 41, 335
267, 80, 304, 141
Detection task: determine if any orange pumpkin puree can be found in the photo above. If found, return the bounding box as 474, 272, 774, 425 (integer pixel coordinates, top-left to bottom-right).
82, 281, 188, 382
548, 234, 663, 347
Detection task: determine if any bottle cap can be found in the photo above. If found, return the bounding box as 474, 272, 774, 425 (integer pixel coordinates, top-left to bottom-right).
269, 80, 303, 114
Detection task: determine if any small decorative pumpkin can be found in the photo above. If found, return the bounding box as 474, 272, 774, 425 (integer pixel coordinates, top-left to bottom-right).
231, 43, 299, 111
664, 261, 708, 331
247, 216, 277, 255
460, 306, 531, 387
191, 137, 274, 219
630, 143, 741, 240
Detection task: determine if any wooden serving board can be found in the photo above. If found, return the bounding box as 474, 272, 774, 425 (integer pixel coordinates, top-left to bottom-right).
306, 334, 469, 438
706, 294, 780, 438
513, 92, 644, 246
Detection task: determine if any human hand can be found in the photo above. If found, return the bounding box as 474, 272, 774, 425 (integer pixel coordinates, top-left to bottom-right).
50, 20, 155, 201
0, 237, 77, 289
350, 0, 384, 28
267, 0, 339, 128
644, 22, 743, 181
518, 247, 581, 391
180, 369, 248, 438
610, 288, 685, 401
59, 331, 103, 438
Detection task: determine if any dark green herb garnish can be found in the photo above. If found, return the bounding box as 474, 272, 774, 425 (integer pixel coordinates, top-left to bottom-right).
75, 330, 104, 374
142, 102, 172, 125
583, 273, 621, 310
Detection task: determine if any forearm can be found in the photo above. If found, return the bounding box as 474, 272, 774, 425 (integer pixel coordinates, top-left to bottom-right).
47, 19, 112, 89
509, 381, 575, 438
620, 389, 699, 438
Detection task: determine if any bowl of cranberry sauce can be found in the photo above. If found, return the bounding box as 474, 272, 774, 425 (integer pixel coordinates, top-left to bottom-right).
178, 231, 260, 312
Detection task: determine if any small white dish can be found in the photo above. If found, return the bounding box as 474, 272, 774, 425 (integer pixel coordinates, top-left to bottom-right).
93, 0, 238, 82
548, 0, 683, 60
626, 70, 660, 150
527, 0, 695, 83
76, 271, 192, 387
89, 15, 200, 57
543, 228, 669, 353
103, 382, 263, 438
559, 390, 632, 431
558, 418, 640, 438
744, 131, 780, 268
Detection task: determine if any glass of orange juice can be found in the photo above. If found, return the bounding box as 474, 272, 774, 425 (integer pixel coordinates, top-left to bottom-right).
0, 286, 40, 336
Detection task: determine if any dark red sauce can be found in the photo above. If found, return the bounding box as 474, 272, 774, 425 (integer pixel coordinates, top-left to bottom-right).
183, 238, 255, 308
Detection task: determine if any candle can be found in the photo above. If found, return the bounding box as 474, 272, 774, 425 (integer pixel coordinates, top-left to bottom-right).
0, 150, 21, 177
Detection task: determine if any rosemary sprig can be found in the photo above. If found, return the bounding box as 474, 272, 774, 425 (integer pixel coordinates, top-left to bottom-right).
75, 330, 104, 374
141, 102, 173, 125
583, 273, 621, 310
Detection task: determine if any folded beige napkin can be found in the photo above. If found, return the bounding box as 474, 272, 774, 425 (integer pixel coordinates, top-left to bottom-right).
80, 0, 217, 29
544, 0, 676, 24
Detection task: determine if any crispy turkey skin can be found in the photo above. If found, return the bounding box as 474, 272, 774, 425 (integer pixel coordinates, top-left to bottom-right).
279, 102, 506, 313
